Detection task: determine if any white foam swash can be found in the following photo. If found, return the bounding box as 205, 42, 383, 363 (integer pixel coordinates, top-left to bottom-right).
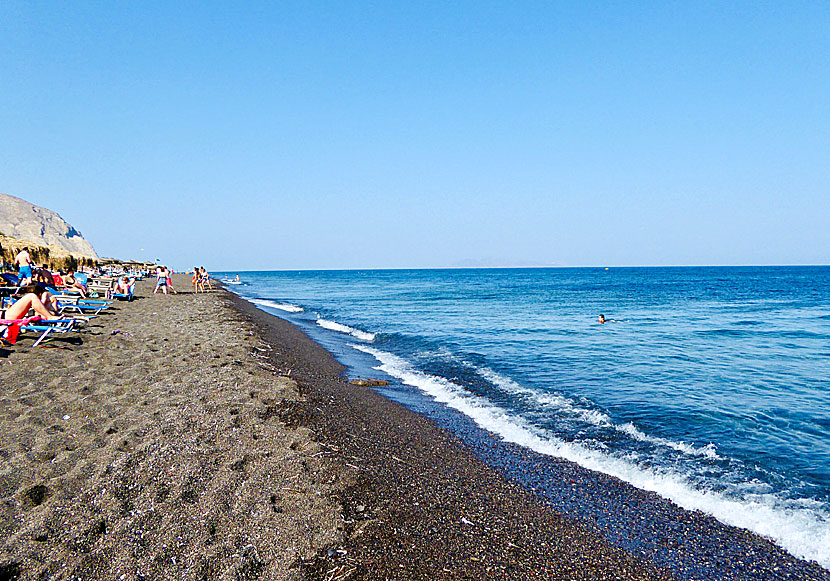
250, 298, 304, 313
317, 318, 375, 342
475, 366, 721, 460
352, 343, 830, 569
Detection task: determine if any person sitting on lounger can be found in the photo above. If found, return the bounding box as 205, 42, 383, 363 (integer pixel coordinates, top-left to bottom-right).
19, 283, 61, 314
63, 273, 88, 298
2, 290, 61, 321
34, 265, 54, 285
115, 276, 132, 295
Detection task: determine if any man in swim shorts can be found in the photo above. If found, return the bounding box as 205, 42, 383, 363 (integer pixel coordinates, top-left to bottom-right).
15, 248, 33, 285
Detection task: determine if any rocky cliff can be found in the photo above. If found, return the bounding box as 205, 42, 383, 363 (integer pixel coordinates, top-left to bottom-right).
0, 192, 99, 259
0, 235, 97, 272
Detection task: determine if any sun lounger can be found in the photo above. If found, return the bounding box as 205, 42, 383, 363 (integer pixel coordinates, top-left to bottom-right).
21, 318, 81, 347
112, 283, 135, 301
0, 273, 20, 286
56, 300, 109, 315
51, 293, 112, 306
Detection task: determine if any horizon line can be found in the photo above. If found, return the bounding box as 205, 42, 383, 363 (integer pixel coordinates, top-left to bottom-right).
208, 263, 830, 273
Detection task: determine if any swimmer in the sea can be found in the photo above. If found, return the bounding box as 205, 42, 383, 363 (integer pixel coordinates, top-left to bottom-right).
598, 314, 606, 324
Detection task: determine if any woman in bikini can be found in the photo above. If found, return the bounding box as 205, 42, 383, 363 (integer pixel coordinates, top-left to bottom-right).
189, 267, 199, 293
199, 267, 212, 290
63, 272, 88, 298
154, 266, 169, 295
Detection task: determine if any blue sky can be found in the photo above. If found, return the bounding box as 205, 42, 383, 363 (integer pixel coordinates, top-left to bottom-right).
2, 2, 828, 270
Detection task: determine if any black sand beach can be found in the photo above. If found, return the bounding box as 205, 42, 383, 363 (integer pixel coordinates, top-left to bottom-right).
1, 278, 827, 580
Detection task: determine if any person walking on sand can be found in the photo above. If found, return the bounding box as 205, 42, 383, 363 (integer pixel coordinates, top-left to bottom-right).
14, 248, 34, 285
189, 267, 203, 293
154, 265, 169, 295
166, 267, 177, 294
200, 267, 213, 290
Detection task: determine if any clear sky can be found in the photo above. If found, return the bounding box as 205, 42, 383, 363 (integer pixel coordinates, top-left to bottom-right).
2, 2, 828, 270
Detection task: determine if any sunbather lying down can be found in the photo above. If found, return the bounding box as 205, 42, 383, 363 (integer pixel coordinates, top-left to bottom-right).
3, 289, 61, 321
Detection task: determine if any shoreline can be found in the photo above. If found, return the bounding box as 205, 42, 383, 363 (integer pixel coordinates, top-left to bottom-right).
0, 279, 826, 579
226, 290, 677, 580
227, 285, 830, 581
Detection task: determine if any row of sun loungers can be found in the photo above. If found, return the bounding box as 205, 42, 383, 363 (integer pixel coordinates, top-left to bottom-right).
0, 273, 143, 348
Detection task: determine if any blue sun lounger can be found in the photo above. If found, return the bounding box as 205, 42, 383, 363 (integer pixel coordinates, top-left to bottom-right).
56, 300, 109, 315
112, 283, 135, 301
21, 318, 81, 347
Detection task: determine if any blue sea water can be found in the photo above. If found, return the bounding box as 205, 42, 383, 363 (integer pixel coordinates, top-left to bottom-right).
218, 266, 830, 568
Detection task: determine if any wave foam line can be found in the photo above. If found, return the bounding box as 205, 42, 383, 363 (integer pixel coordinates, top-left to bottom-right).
475, 366, 720, 460
250, 298, 304, 313
317, 318, 375, 342
354, 344, 830, 569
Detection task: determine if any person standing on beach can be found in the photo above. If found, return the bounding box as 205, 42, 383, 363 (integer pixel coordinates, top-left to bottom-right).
166, 267, 177, 294
14, 248, 33, 285
200, 267, 213, 290
189, 267, 202, 293
154, 265, 169, 295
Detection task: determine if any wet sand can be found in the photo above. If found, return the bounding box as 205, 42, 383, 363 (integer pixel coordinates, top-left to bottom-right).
1, 278, 826, 580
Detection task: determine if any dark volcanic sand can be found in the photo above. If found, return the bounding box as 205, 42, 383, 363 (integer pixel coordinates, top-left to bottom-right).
0, 279, 826, 580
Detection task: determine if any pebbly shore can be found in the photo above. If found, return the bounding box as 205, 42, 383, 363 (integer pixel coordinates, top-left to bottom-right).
0, 278, 826, 580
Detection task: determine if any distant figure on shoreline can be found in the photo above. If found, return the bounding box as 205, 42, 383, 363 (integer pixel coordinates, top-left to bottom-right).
200, 267, 213, 291
190, 267, 202, 293
235, 274, 240, 283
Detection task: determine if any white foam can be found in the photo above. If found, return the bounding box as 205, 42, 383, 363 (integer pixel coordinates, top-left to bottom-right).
316, 318, 375, 342
618, 423, 720, 459
475, 366, 720, 459
353, 344, 830, 569
250, 298, 304, 313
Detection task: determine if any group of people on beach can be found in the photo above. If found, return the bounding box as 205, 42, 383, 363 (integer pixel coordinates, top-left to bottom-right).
152, 265, 213, 294
149, 265, 214, 295
189, 266, 212, 293
14, 248, 90, 297
0, 253, 147, 345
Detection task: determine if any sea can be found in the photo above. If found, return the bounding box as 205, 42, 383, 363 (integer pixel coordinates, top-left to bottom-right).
217, 266, 830, 570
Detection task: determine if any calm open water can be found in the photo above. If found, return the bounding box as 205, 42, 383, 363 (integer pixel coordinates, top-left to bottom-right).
218, 266, 830, 567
